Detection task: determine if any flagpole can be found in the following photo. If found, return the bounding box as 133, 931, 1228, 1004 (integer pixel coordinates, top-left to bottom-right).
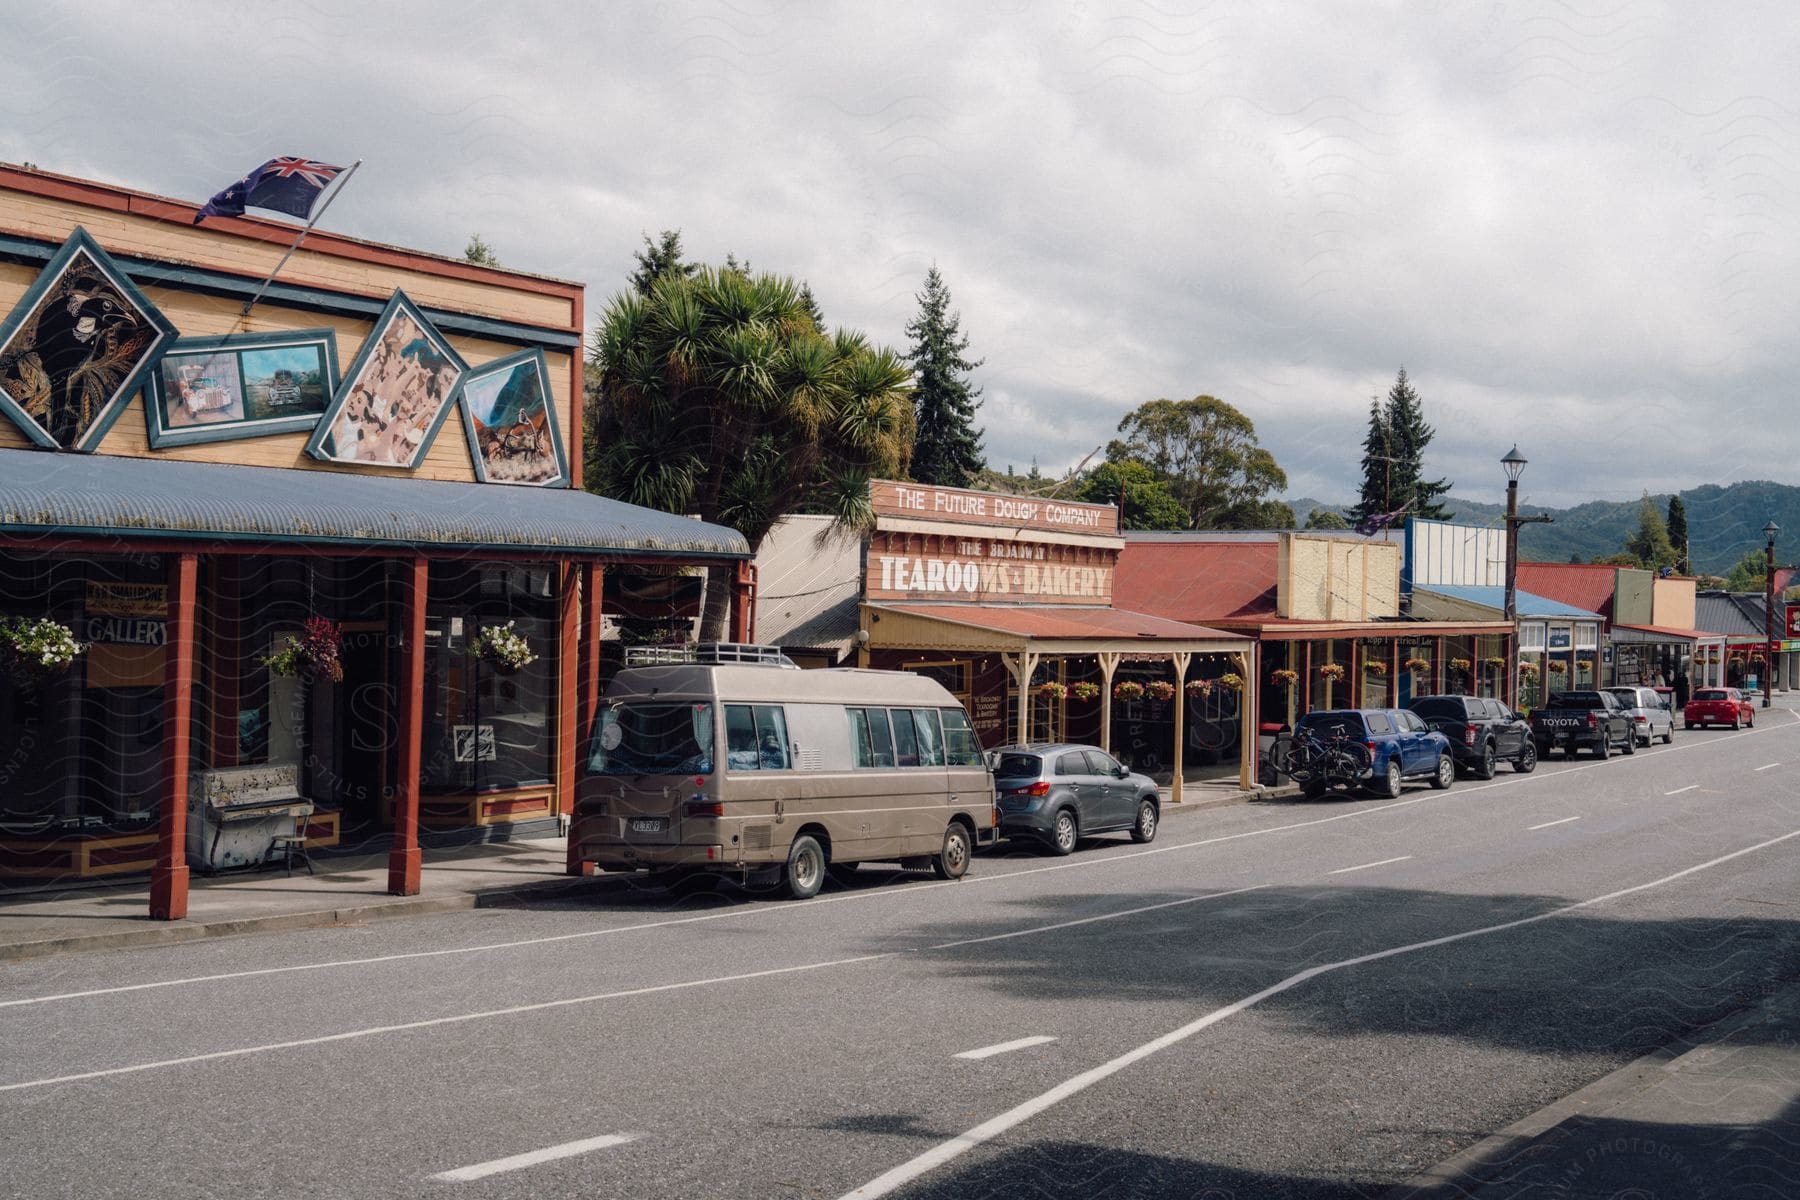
238, 158, 362, 324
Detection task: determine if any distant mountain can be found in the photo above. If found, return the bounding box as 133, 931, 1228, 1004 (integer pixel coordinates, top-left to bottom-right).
1288, 481, 1800, 575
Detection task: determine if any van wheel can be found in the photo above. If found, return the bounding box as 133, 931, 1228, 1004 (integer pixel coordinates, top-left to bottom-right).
932, 823, 972, 880
1130, 798, 1158, 843
1048, 808, 1079, 856
1662, 726, 1674, 744
785, 836, 825, 900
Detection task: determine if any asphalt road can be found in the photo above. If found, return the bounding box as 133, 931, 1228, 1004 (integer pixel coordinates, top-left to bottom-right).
4, 716, 1798, 1199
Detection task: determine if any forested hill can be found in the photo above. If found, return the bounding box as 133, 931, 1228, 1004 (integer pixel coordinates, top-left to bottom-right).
1289, 480, 1800, 575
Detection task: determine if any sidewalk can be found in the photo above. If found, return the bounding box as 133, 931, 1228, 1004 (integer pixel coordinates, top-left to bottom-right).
1386, 981, 1800, 1198
0, 836, 581, 962
0, 786, 1265, 963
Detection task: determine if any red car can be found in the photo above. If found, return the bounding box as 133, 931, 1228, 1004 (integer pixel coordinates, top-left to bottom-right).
1684, 687, 1756, 729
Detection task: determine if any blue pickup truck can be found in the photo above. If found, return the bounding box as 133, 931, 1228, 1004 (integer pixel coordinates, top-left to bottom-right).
1292, 708, 1457, 799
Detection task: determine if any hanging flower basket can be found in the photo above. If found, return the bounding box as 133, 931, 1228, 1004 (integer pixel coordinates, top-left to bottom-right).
1449, 658, 1472, 673
1483, 656, 1507, 672
1364, 660, 1389, 676
470, 620, 537, 674
1519, 661, 1541, 679
1403, 657, 1431, 674
1574, 658, 1595, 673
1112, 680, 1145, 701
1038, 681, 1068, 700
263, 616, 344, 683
0, 616, 87, 683
1217, 672, 1244, 692
1268, 668, 1299, 688
1069, 681, 1101, 702
1728, 654, 1746, 667
1547, 660, 1568, 674
1749, 654, 1767, 666
1185, 678, 1214, 698
1144, 680, 1176, 701
1317, 663, 1346, 681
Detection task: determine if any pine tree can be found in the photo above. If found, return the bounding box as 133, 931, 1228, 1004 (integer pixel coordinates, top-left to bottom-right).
798, 283, 826, 333
1351, 396, 1391, 523
629, 230, 696, 296
1624, 494, 1678, 570
905, 266, 986, 487
1381, 368, 1453, 520
463, 233, 499, 267
1666, 495, 1692, 575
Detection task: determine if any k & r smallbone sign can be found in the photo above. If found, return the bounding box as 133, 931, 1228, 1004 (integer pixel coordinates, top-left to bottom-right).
867, 480, 1120, 605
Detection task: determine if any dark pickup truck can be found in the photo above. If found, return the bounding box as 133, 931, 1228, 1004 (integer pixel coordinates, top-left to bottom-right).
1530, 690, 1635, 760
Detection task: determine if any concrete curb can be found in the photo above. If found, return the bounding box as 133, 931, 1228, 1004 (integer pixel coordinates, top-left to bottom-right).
1376, 985, 1796, 1199
0, 876, 588, 964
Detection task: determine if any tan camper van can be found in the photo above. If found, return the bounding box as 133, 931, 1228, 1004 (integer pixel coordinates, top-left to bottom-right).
572, 645, 998, 898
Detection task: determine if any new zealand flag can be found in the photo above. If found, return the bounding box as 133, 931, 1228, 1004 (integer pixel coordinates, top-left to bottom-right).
193, 157, 344, 224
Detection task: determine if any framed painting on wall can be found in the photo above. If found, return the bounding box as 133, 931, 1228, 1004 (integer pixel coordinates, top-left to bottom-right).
144, 329, 338, 448
305, 290, 466, 470
0, 226, 178, 451
457, 348, 568, 487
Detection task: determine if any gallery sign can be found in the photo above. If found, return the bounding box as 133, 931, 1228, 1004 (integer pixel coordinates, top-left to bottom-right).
1786, 603, 1800, 638
866, 531, 1113, 604
871, 480, 1119, 537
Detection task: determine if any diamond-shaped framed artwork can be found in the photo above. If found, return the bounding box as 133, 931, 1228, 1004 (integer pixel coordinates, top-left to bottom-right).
0, 226, 178, 451
305, 290, 467, 470
457, 348, 569, 488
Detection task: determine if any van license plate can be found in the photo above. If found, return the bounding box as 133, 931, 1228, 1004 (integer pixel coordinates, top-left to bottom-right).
630, 818, 666, 833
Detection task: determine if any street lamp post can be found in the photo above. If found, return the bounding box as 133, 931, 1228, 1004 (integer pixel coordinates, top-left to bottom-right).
1502, 447, 1527, 710
1763, 520, 1778, 709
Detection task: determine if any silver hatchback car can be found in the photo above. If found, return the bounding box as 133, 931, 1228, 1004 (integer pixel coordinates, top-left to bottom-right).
990, 743, 1160, 855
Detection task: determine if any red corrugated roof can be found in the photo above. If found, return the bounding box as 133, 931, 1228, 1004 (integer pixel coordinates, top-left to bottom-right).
879, 603, 1244, 642
1114, 540, 1279, 622
1516, 562, 1617, 617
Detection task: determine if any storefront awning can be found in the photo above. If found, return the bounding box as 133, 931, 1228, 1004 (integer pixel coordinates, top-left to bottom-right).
865, 602, 1251, 655
1609, 624, 1725, 646
0, 448, 748, 559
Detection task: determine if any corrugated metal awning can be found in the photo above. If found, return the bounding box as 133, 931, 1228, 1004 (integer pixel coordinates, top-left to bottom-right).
865, 602, 1251, 655
0, 448, 748, 559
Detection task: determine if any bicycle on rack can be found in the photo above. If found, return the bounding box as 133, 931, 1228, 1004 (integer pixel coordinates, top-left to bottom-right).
1270, 725, 1373, 800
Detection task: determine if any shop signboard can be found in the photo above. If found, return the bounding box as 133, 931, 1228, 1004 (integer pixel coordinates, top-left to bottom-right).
871, 480, 1120, 537
1786, 603, 1800, 638
866, 531, 1113, 604
1547, 628, 1572, 650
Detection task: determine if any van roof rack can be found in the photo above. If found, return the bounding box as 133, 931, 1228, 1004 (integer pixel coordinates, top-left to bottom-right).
623, 642, 799, 668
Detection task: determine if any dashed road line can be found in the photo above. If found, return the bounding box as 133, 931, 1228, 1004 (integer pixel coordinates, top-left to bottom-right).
1328, 855, 1413, 875
1666, 785, 1699, 795
955, 1036, 1056, 1061
433, 1132, 641, 1182
1755, 763, 1781, 772
1528, 816, 1581, 831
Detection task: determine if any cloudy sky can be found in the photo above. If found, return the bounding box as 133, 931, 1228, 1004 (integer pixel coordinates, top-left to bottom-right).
6, 2, 1795, 511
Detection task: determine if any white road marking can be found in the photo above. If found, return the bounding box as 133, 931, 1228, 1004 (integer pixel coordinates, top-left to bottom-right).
955, 1036, 1057, 1061
1666, 785, 1700, 795
433, 1133, 641, 1182
3, 720, 1776, 1012
1527, 816, 1581, 831
1327, 855, 1412, 875
1756, 763, 1781, 772
0, 884, 1266, 1093
835, 826, 1800, 1200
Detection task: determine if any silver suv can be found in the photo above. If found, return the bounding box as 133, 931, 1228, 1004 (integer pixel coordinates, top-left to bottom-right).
1605, 686, 1675, 746
990, 744, 1160, 855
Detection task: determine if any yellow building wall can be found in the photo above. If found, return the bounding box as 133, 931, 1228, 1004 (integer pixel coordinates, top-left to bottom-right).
1279, 534, 1401, 621
1652, 577, 1697, 629
0, 189, 576, 482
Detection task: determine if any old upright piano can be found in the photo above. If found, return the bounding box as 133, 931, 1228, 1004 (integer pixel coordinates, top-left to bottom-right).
187, 762, 313, 872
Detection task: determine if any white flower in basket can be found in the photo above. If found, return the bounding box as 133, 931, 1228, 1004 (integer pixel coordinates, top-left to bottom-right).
0, 616, 87, 682
470, 621, 537, 673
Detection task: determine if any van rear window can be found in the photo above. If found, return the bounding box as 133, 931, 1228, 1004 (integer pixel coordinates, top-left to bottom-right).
588, 703, 713, 776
